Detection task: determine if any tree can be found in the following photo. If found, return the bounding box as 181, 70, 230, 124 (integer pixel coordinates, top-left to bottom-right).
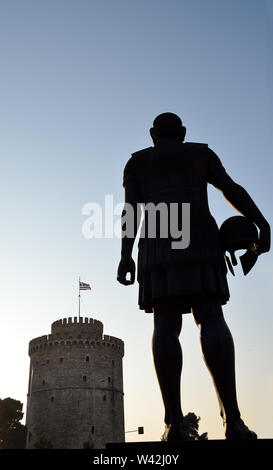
0, 397, 27, 449
183, 412, 208, 440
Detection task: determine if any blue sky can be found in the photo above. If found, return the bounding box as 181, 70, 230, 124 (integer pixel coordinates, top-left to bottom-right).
0, 0, 272, 441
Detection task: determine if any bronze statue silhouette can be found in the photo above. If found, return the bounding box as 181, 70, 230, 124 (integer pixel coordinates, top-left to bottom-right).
117, 112, 270, 441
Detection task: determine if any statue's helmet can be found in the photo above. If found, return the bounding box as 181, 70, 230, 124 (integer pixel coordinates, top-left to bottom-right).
219, 216, 258, 275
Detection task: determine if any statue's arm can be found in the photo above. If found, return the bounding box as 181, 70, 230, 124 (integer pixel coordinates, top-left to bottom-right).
120, 181, 142, 258
208, 149, 270, 254
117, 158, 142, 285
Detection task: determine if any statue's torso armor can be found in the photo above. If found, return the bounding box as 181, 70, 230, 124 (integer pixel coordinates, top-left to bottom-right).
124, 141, 225, 275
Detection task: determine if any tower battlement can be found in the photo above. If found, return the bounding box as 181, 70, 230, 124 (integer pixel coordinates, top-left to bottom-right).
51, 316, 103, 335
28, 317, 124, 356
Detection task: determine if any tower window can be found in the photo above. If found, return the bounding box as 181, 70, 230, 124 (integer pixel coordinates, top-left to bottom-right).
91, 426, 95, 434
83, 375, 87, 382
51, 397, 54, 402
60, 358, 63, 363
108, 377, 111, 384
103, 395, 106, 401
86, 356, 89, 362
112, 360, 115, 366
42, 380, 45, 386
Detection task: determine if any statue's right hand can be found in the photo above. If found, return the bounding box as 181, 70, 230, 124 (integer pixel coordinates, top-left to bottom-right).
117, 256, 136, 285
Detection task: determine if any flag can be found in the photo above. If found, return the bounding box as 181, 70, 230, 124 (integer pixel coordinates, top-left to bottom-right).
79, 281, 91, 291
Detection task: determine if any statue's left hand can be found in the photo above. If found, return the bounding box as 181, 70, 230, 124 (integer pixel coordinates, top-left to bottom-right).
117, 256, 136, 285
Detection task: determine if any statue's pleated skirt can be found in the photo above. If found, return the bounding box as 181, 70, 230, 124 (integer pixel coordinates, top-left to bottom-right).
138, 259, 230, 313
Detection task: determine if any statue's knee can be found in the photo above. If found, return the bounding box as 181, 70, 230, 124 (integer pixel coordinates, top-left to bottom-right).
153, 309, 182, 336
192, 302, 223, 327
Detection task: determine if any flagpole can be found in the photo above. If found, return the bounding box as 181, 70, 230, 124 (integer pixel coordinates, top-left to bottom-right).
78, 279, 91, 319
78, 276, 81, 319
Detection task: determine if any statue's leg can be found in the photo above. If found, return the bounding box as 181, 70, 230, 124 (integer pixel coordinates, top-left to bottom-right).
192, 303, 240, 423
152, 305, 183, 426
192, 302, 257, 439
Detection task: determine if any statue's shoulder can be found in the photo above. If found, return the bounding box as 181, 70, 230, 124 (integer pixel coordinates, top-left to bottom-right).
184, 142, 208, 148
183, 143, 210, 162
123, 147, 153, 177
126, 146, 154, 171
131, 146, 154, 159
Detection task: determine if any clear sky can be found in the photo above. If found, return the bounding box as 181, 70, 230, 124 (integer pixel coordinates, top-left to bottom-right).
0, 0, 272, 442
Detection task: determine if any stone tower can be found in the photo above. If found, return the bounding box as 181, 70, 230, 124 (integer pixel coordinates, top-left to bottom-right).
26, 317, 125, 449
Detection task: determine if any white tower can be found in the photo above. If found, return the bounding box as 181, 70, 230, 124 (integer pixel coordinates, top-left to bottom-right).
26, 317, 125, 449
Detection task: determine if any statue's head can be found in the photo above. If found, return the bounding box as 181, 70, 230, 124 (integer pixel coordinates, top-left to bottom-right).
150, 112, 186, 144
